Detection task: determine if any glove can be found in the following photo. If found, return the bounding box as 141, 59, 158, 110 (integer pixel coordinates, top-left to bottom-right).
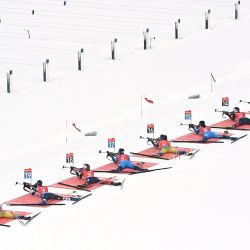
189, 124, 195, 129
76, 172, 82, 179
147, 138, 152, 143
31, 190, 36, 195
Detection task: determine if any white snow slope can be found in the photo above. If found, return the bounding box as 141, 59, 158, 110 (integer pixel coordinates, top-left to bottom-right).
1, 0, 250, 249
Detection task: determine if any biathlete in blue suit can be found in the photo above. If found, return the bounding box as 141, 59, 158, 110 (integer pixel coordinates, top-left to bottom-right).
108, 148, 148, 172
189, 120, 236, 142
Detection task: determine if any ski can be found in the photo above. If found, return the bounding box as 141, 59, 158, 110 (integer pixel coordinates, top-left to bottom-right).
25, 212, 41, 225
93, 170, 123, 174
210, 126, 250, 131
231, 134, 248, 144
129, 167, 172, 175
0, 224, 11, 227
130, 152, 170, 160
188, 149, 200, 159
170, 140, 224, 144
58, 182, 91, 192
72, 193, 92, 205
6, 203, 65, 206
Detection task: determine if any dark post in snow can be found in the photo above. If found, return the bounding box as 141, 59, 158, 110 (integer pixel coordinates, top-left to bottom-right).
6, 70, 13, 93
32, 10, 35, 15
43, 59, 49, 82
205, 9, 211, 29
143, 28, 149, 50
64, 1, 66, 6
175, 19, 181, 39
78, 48, 84, 70
150, 36, 155, 49
235, 1, 240, 20
24, 29, 30, 39
111, 38, 117, 60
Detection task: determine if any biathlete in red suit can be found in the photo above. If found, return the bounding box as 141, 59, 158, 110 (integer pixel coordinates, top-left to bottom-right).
223, 107, 250, 128
69, 164, 122, 186
23, 180, 80, 204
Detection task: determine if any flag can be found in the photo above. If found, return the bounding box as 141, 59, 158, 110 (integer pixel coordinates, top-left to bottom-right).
211, 72, 216, 82
72, 123, 81, 132
144, 97, 154, 104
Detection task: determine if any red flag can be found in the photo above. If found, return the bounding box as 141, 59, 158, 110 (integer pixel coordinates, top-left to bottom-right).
211, 72, 216, 82
72, 123, 81, 132
144, 97, 154, 104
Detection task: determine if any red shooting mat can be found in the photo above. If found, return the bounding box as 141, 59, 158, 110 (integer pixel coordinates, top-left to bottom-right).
6, 193, 65, 207
50, 176, 113, 190
133, 146, 195, 160
171, 131, 233, 143
0, 210, 30, 225
210, 119, 250, 130
93, 161, 157, 173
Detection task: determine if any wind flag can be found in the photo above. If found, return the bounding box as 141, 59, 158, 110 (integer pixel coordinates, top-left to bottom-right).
72, 123, 81, 132
144, 97, 154, 104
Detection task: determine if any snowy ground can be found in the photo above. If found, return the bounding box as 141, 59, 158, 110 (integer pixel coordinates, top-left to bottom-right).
1, 0, 250, 249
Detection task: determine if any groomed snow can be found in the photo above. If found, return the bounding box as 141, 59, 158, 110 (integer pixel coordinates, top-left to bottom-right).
0, 0, 250, 249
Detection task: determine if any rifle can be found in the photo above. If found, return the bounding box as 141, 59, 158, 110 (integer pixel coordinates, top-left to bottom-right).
15, 181, 36, 194
139, 136, 159, 145
98, 150, 117, 161
180, 123, 196, 131
239, 100, 250, 104
62, 165, 72, 169
214, 109, 232, 118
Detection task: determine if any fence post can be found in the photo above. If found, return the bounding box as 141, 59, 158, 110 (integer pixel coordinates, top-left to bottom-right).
175, 19, 181, 39
205, 9, 211, 29
235, 1, 240, 20
43, 59, 49, 82
78, 48, 84, 70
150, 37, 155, 49
24, 29, 30, 39
111, 38, 117, 60
7, 70, 13, 93
143, 28, 149, 50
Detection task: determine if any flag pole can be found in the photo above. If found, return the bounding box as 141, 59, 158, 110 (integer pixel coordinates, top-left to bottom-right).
141, 95, 143, 118
66, 120, 68, 143
210, 71, 213, 93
